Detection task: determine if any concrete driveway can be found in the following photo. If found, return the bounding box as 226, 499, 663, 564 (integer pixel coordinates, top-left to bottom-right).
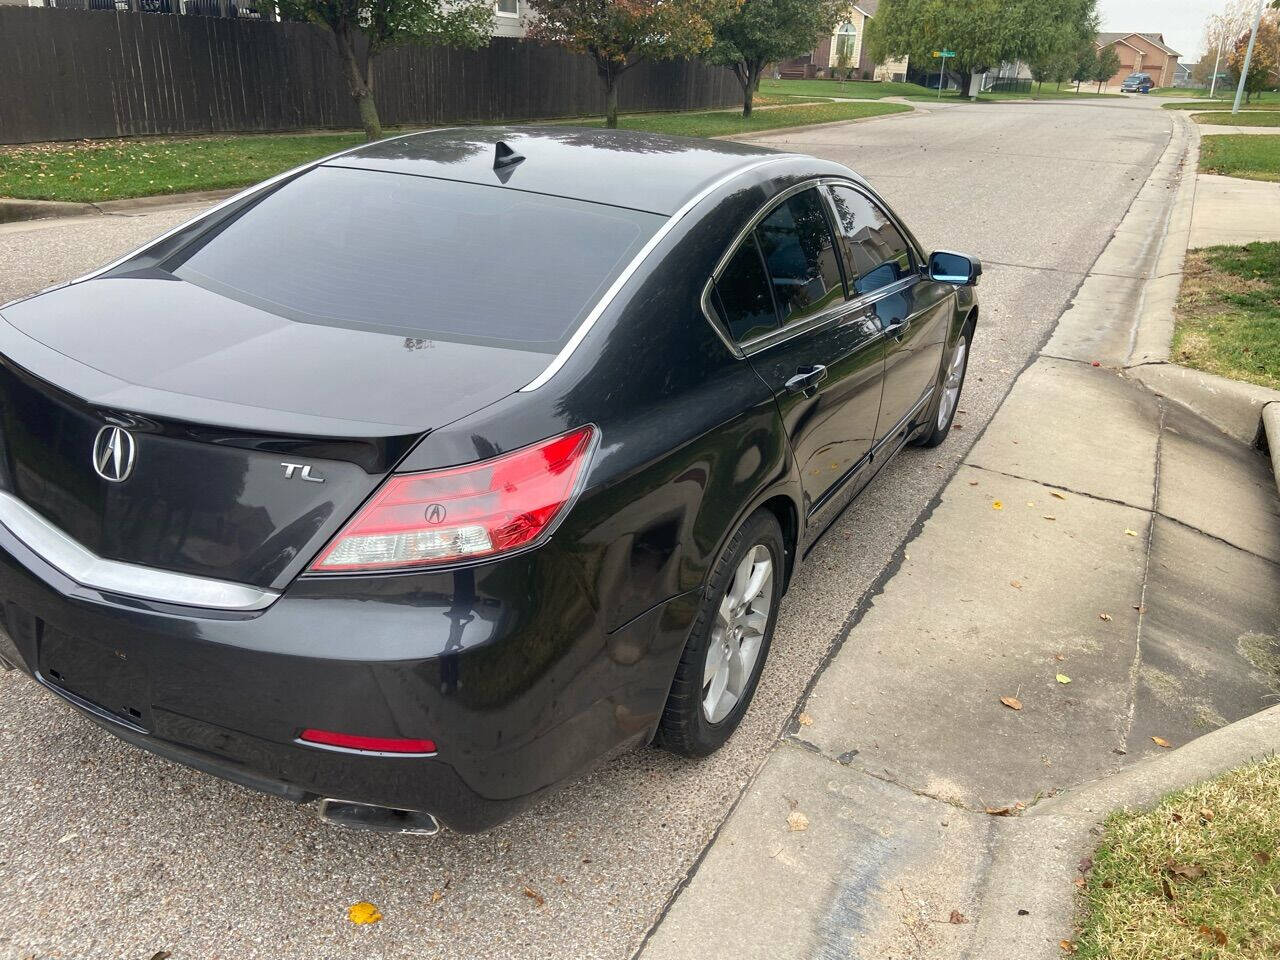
0, 97, 1175, 960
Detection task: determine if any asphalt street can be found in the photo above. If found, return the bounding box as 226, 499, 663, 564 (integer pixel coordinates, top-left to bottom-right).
0, 96, 1174, 960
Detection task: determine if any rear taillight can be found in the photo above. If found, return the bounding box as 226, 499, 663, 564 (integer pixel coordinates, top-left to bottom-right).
309, 425, 595, 573
299, 729, 437, 755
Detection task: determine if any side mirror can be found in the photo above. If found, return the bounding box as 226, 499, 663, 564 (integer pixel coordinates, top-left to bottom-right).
929, 251, 982, 286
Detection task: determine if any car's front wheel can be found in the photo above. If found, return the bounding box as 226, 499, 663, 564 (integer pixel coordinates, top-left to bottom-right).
656, 509, 784, 757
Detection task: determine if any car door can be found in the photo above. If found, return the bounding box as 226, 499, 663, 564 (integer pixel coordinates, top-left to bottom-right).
709, 185, 886, 521
827, 184, 952, 446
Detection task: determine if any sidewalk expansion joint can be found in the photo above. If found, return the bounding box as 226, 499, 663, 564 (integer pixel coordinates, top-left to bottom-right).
1155, 510, 1280, 569
1121, 401, 1164, 748
965, 463, 1150, 513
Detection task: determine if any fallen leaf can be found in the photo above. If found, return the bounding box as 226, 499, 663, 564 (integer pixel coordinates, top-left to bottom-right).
948, 909, 968, 924
1057, 674, 1071, 684
1017, 908, 1030, 916
1160, 876, 1175, 900
787, 810, 809, 831
1010, 580, 1023, 589
348, 902, 383, 925
1152, 736, 1172, 748
985, 805, 1016, 817
1132, 604, 1146, 613
1026, 501, 1035, 507
1073, 876, 1085, 888
1051, 491, 1067, 500
1060, 939, 1078, 953
522, 884, 545, 907
149, 953, 172, 960
1043, 515, 1056, 521
1091, 360, 1101, 367
1199, 807, 1215, 822
1054, 654, 1066, 662
992, 500, 1004, 510
969, 479, 979, 486
430, 890, 443, 904
1124, 529, 1138, 537
1167, 863, 1206, 880
1255, 851, 1272, 866
1198, 925, 1227, 946
1078, 857, 1093, 873
797, 712, 814, 727
1172, 812, 1183, 822
1000, 696, 1023, 710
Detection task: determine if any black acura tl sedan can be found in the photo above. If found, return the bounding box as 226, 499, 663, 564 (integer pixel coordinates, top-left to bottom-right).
0, 127, 978, 834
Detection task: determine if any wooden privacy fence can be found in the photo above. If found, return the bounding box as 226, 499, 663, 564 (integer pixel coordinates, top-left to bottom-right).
0, 7, 740, 144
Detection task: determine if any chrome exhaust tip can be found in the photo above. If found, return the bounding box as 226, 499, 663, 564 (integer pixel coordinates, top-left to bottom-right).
318, 798, 440, 835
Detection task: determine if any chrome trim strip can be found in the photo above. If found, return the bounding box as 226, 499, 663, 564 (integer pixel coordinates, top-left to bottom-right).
0, 490, 279, 611
519, 156, 795, 391
73, 128, 446, 286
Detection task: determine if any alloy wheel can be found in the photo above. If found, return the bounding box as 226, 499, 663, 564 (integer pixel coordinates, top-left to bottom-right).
702, 544, 773, 724
937, 334, 968, 431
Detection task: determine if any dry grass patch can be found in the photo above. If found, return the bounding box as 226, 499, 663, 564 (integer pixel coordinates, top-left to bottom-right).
1075, 755, 1280, 959
1172, 243, 1280, 390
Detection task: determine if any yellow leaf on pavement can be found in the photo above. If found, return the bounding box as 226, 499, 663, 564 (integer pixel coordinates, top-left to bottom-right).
1152, 736, 1172, 748
1124, 529, 1138, 537
1000, 696, 1023, 710
1056, 674, 1071, 684
992, 500, 1004, 510
348, 902, 383, 925
1051, 491, 1067, 500
797, 712, 814, 726
787, 811, 809, 831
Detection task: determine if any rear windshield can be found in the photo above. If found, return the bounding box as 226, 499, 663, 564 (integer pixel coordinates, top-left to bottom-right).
171, 165, 663, 353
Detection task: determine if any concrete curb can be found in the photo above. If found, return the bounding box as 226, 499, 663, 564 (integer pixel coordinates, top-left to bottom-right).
719, 102, 919, 142
1127, 362, 1280, 445
1127, 113, 1199, 367
0, 188, 238, 226
969, 705, 1280, 959
1264, 401, 1280, 496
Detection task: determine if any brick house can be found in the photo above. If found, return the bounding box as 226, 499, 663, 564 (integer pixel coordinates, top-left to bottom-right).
1096, 32, 1182, 88
777, 0, 909, 81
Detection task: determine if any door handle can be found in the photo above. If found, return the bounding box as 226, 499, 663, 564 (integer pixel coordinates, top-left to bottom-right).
884, 318, 911, 341
785, 364, 828, 396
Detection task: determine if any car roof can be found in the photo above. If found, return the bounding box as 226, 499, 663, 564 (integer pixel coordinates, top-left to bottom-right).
326, 126, 797, 217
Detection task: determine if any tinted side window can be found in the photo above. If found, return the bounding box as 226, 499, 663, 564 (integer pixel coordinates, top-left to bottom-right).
755, 188, 845, 326
828, 185, 914, 297
714, 235, 779, 342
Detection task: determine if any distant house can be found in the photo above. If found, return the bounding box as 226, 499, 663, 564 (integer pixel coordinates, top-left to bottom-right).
777, 0, 909, 82
1172, 61, 1194, 87
491, 0, 527, 38
1096, 32, 1182, 88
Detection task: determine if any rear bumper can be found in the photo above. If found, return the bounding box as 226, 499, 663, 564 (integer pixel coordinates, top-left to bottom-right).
0, 523, 698, 832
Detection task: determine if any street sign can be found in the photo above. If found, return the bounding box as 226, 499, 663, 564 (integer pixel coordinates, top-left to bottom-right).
933, 49, 956, 58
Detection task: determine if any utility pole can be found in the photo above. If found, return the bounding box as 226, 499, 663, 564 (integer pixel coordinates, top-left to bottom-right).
1232, 0, 1266, 114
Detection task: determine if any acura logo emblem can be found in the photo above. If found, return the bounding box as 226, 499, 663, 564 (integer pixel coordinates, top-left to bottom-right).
92, 425, 137, 483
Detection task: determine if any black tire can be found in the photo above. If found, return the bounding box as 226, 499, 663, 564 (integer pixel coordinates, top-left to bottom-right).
656, 509, 785, 758
914, 319, 973, 448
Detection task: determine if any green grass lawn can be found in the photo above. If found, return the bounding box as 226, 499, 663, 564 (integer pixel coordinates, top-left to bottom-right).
1074, 755, 1280, 959
1194, 111, 1280, 127
0, 132, 366, 203
595, 100, 911, 138
758, 77, 931, 99
1164, 92, 1280, 110
1199, 134, 1280, 182
1173, 242, 1280, 391
1154, 86, 1214, 97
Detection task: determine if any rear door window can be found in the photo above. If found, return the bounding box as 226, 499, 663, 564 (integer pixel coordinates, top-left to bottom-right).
754, 188, 846, 326
827, 185, 915, 296
170, 165, 664, 353
713, 235, 780, 342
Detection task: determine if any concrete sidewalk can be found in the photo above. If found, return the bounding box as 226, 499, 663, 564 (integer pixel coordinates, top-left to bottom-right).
638, 98, 1280, 960
1188, 173, 1280, 247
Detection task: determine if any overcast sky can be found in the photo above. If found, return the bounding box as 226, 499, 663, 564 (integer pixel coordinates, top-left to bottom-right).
1097, 0, 1215, 62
